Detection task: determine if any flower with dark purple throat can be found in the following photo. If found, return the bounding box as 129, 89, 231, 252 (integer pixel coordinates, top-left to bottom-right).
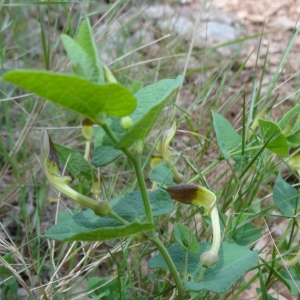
41, 129, 111, 217
167, 184, 220, 268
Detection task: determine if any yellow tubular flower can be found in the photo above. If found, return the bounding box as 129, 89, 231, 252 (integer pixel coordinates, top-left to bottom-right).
82, 118, 93, 161
167, 184, 221, 268
82, 118, 93, 141
155, 122, 183, 183
41, 130, 111, 217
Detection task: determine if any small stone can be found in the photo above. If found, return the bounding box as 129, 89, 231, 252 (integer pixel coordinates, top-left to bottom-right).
144, 5, 175, 21
269, 17, 296, 31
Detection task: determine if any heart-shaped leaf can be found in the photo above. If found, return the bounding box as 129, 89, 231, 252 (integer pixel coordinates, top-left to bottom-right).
212, 111, 241, 159
92, 117, 125, 167
148, 242, 258, 293
149, 162, 175, 188
2, 71, 136, 120
273, 173, 299, 217
44, 189, 173, 242
174, 223, 200, 254
54, 143, 95, 180
116, 76, 182, 148
258, 119, 288, 157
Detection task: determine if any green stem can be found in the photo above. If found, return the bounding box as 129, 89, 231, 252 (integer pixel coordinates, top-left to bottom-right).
100, 121, 184, 296
229, 145, 262, 157
51, 179, 111, 217
132, 156, 154, 226
197, 267, 207, 282
84, 140, 90, 161
100, 122, 154, 225
184, 250, 188, 280
108, 210, 129, 225
150, 236, 185, 298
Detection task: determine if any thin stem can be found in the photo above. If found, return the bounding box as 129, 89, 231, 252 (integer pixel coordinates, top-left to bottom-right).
197, 267, 206, 282
108, 210, 129, 225
84, 140, 90, 161
184, 250, 188, 280
132, 156, 154, 226
188, 159, 219, 183
100, 122, 154, 226
150, 236, 185, 298
99, 120, 184, 295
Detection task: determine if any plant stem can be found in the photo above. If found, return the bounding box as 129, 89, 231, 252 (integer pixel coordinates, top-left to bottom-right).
197, 267, 206, 282
100, 121, 184, 296
84, 140, 90, 161
133, 156, 154, 225
150, 236, 185, 298
184, 250, 188, 280
100, 122, 154, 225
108, 210, 129, 225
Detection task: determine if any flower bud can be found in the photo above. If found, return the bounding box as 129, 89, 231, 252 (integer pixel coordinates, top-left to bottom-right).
121, 116, 133, 130
103, 65, 117, 83
82, 118, 93, 141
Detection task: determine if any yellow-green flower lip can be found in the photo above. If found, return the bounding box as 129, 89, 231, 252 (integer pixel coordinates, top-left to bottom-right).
167, 183, 221, 269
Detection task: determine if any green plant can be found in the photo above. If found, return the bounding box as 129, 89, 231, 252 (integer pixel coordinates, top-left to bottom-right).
2, 17, 300, 299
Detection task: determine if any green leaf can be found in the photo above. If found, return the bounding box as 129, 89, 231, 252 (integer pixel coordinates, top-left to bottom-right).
2, 71, 136, 120
286, 131, 300, 147
61, 34, 100, 84
57, 209, 73, 224
112, 189, 174, 218
258, 119, 288, 157
92, 117, 124, 167
54, 143, 95, 180
128, 81, 143, 94
232, 223, 262, 247
212, 111, 242, 159
278, 105, 300, 133
92, 145, 123, 167
44, 189, 173, 242
62, 19, 104, 84
116, 76, 182, 148
0, 253, 14, 277
273, 174, 299, 217
44, 209, 154, 242
134, 297, 148, 300
148, 242, 258, 293
86, 277, 113, 299
281, 267, 300, 296
76, 19, 101, 71
174, 223, 200, 254
149, 162, 175, 188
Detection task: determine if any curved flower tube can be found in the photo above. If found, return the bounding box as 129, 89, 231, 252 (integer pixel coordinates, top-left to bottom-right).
166, 184, 221, 268
41, 129, 111, 217
152, 122, 183, 183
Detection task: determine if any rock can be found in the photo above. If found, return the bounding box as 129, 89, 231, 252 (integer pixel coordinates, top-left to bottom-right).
269, 17, 296, 31
144, 4, 175, 20
193, 22, 237, 49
